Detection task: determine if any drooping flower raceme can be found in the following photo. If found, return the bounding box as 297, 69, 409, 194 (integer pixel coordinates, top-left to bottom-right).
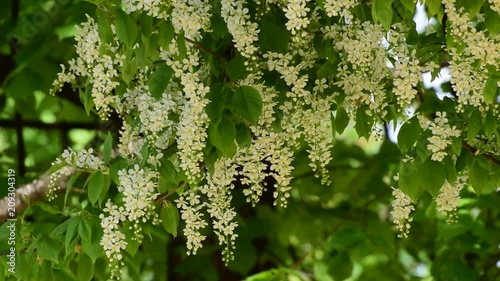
99, 165, 160, 277
436, 173, 468, 222
51, 15, 122, 120
426, 112, 461, 162
221, 0, 260, 59
390, 188, 415, 238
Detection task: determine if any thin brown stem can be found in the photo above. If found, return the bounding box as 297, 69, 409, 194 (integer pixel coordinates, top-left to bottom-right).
155, 181, 185, 203
184, 37, 225, 60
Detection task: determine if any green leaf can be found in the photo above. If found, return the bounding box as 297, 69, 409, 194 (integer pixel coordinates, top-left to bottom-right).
485, 4, 500, 34
467, 109, 482, 143
212, 16, 229, 38
226, 53, 246, 81
78, 218, 92, 242
177, 33, 187, 59
139, 13, 153, 37
122, 52, 137, 85
451, 137, 462, 156
103, 132, 112, 164
398, 161, 424, 201
397, 116, 423, 153
483, 77, 498, 104
233, 86, 263, 125
236, 123, 252, 148
399, 158, 446, 199
157, 20, 175, 47
372, 0, 394, 30
485, 111, 497, 140
87, 171, 104, 205
34, 201, 61, 215
205, 83, 229, 123
77, 254, 94, 281
110, 157, 128, 185
81, 218, 104, 263
36, 236, 60, 263
50, 219, 72, 239
317, 61, 337, 79
135, 41, 146, 69
161, 202, 180, 237
400, 0, 416, 13
65, 170, 81, 207
96, 10, 114, 43
115, 9, 138, 48
65, 217, 79, 256
469, 159, 490, 194
159, 157, 177, 181
420, 158, 446, 197
355, 107, 374, 140
455, 0, 482, 19
326, 252, 353, 281
426, 0, 442, 17
159, 157, 177, 186
443, 156, 457, 184
335, 107, 350, 135
79, 86, 94, 116
259, 15, 290, 53
148, 64, 173, 100
209, 115, 237, 157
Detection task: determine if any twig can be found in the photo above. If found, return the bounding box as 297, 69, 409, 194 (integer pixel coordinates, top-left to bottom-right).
462, 142, 500, 166
184, 37, 225, 60
155, 181, 185, 203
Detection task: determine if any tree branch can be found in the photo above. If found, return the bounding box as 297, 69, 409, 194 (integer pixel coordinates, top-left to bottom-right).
462, 142, 500, 166
0, 168, 75, 223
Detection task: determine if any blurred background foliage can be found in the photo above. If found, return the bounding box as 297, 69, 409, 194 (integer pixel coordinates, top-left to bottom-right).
0, 0, 499, 280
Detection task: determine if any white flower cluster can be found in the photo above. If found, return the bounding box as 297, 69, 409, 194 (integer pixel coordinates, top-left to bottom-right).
47, 166, 73, 201
489, 0, 500, 13
283, 0, 311, 35
163, 0, 212, 181
171, 0, 212, 40
221, 0, 260, 59
51, 15, 122, 119
324, 22, 389, 118
436, 173, 468, 222
234, 78, 294, 207
323, 0, 357, 19
122, 0, 167, 18
426, 112, 461, 162
448, 50, 487, 110
248, 133, 295, 207
175, 192, 208, 256
48, 148, 105, 199
58, 147, 105, 170
99, 165, 160, 277
200, 158, 239, 263
125, 84, 179, 141
99, 202, 128, 274
263, 31, 334, 185
390, 188, 415, 238
167, 51, 210, 181
443, 0, 500, 111
303, 97, 334, 184
388, 27, 423, 110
